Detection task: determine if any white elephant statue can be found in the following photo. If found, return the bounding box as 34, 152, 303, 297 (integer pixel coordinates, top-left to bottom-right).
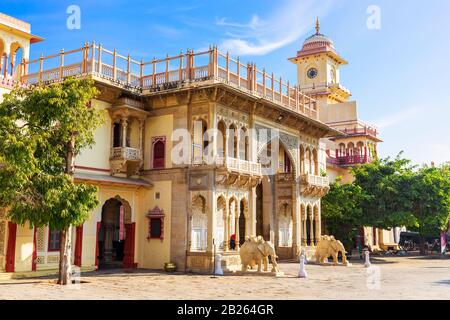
314, 235, 348, 266
240, 236, 280, 273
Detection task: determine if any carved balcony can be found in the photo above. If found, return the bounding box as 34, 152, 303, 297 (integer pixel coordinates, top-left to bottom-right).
215, 156, 262, 188
110, 147, 142, 176
300, 174, 330, 197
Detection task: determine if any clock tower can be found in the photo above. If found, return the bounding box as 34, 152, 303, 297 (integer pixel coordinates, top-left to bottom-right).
289, 18, 351, 105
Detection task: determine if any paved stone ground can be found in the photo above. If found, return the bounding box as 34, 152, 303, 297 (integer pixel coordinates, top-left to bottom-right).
0, 256, 449, 300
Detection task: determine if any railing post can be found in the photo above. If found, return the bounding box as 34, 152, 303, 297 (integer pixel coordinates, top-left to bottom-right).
152, 57, 156, 86
97, 44, 102, 73
140, 59, 144, 87
59, 49, 64, 80
253, 63, 257, 92
127, 54, 131, 84
90, 41, 95, 74
179, 51, 183, 81
39, 53, 43, 82
165, 54, 169, 83
237, 56, 240, 87
112, 49, 117, 81
226, 52, 230, 82
295, 86, 299, 110
246, 63, 252, 91
262, 69, 266, 97
271, 73, 274, 100
279, 76, 282, 101
82, 42, 88, 74
19, 58, 25, 82
287, 81, 290, 108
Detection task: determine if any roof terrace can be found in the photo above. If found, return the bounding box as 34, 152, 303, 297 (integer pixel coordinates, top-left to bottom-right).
18, 43, 319, 121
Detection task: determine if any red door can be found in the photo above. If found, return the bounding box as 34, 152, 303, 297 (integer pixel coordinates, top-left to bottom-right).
74, 225, 83, 267
95, 222, 101, 269
123, 223, 136, 269
32, 227, 37, 271
5, 222, 17, 273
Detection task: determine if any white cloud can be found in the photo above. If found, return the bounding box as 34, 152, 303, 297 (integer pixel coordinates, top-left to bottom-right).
215, 0, 335, 56
373, 106, 422, 129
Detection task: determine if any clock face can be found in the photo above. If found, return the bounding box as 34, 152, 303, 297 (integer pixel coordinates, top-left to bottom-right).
307, 68, 318, 79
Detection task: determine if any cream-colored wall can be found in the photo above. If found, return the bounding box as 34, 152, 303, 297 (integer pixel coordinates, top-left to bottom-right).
296, 55, 328, 87
320, 101, 358, 124
75, 99, 111, 172
137, 180, 172, 269
144, 114, 173, 170
14, 222, 33, 272
0, 28, 30, 59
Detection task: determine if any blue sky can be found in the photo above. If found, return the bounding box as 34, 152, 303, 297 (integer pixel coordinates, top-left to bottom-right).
2, 0, 449, 165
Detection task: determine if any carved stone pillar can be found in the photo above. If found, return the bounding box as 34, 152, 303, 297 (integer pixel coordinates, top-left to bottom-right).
309, 213, 314, 247
235, 202, 240, 252
121, 117, 128, 148
223, 203, 229, 252
139, 118, 145, 168
291, 183, 300, 256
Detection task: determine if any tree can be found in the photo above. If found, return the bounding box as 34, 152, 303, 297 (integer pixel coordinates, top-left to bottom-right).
351, 154, 417, 230
322, 179, 365, 251
0, 77, 103, 284
408, 163, 450, 254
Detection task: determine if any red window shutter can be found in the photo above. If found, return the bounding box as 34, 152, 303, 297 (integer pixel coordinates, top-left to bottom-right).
153, 140, 165, 169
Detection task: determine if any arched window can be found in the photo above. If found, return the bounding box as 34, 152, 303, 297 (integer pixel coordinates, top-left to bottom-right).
152, 137, 166, 169
191, 195, 207, 251
217, 121, 226, 158
239, 127, 249, 160
278, 203, 292, 247
113, 122, 121, 147
228, 124, 238, 158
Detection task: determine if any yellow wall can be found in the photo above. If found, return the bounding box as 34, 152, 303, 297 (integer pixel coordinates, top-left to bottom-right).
75, 99, 111, 172
137, 180, 172, 269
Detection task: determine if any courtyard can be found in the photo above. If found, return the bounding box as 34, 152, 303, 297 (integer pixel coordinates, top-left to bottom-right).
0, 256, 449, 300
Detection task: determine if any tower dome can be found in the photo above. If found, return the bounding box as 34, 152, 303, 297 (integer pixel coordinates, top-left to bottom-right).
301, 17, 335, 52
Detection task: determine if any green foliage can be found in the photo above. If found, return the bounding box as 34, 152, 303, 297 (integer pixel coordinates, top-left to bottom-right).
322, 178, 365, 249
408, 163, 450, 236
351, 153, 417, 229
0, 78, 103, 230
323, 154, 450, 247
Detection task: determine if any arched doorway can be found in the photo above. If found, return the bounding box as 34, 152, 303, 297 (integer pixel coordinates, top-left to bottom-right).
97, 197, 133, 269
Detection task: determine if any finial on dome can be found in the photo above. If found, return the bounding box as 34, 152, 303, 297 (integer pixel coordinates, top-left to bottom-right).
315, 17, 320, 35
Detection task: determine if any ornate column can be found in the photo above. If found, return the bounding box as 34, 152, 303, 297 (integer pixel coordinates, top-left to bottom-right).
139, 118, 145, 168
309, 212, 314, 247
3, 53, 9, 78
301, 207, 307, 246
121, 117, 128, 148
235, 202, 240, 251
223, 201, 229, 252
316, 205, 321, 243
292, 183, 300, 257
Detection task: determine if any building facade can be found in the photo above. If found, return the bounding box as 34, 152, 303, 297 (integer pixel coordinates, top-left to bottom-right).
1, 13, 345, 275
289, 19, 401, 251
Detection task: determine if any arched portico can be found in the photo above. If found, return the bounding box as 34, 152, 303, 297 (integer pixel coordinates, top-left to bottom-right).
97, 196, 134, 269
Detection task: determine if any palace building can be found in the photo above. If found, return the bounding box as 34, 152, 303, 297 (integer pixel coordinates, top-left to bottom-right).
0, 13, 396, 277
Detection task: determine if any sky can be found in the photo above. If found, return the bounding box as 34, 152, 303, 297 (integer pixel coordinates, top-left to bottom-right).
1, 0, 449, 165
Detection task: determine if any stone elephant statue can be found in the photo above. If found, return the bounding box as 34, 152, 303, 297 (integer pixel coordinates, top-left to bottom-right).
240, 236, 280, 273
314, 235, 348, 266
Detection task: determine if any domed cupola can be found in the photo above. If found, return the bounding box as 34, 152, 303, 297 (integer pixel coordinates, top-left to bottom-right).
301, 18, 335, 51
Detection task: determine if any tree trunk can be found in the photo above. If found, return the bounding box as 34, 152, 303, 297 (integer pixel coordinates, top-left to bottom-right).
58, 133, 77, 285
58, 227, 72, 285
419, 236, 426, 255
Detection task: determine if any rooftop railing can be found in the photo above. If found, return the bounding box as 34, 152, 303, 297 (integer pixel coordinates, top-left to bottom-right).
18, 43, 319, 121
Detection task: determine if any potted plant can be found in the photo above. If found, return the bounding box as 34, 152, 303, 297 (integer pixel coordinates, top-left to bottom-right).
164, 262, 177, 272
